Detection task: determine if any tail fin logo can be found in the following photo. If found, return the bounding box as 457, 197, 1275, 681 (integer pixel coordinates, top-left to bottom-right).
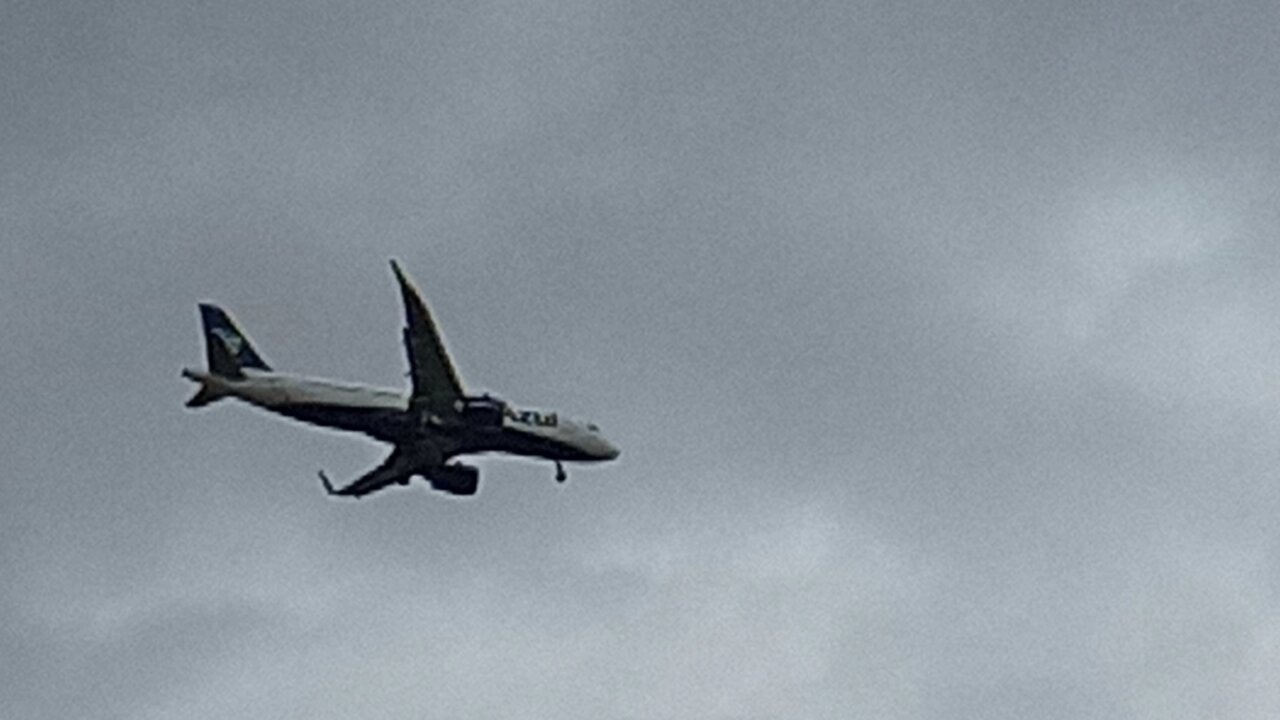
212, 327, 245, 356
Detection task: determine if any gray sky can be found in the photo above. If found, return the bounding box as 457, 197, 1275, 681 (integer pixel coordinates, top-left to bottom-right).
4, 1, 1280, 718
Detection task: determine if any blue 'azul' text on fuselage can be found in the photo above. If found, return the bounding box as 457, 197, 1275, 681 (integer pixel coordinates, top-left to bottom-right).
506, 407, 558, 427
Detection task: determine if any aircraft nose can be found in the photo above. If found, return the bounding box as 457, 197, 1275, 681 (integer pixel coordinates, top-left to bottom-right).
601, 440, 620, 461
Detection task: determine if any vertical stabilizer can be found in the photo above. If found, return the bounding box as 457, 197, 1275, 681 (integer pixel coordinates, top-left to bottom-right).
198, 303, 272, 377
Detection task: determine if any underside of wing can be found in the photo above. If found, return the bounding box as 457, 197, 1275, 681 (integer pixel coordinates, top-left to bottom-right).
319, 447, 417, 498
390, 260, 465, 416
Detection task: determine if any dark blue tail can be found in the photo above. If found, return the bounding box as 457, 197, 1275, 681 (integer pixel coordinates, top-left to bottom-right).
198, 304, 272, 377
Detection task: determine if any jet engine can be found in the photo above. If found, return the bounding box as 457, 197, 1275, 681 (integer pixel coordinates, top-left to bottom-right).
428, 463, 480, 496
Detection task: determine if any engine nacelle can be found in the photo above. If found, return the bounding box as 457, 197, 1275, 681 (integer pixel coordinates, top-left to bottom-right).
428, 463, 480, 496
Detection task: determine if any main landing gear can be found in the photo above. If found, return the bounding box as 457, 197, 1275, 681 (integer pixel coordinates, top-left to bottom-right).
554, 461, 567, 483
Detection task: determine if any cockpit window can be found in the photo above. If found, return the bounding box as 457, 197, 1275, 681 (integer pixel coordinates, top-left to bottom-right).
586, 423, 600, 433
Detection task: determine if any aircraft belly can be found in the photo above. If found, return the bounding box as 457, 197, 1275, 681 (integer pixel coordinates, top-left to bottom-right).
273, 403, 414, 443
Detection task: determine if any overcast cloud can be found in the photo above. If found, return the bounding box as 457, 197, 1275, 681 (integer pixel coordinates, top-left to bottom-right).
4, 1, 1280, 718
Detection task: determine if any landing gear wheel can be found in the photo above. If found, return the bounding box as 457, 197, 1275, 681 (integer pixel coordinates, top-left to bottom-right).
555, 461, 567, 483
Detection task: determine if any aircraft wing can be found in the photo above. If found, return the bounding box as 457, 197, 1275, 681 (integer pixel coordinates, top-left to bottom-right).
319, 447, 418, 498
390, 260, 465, 416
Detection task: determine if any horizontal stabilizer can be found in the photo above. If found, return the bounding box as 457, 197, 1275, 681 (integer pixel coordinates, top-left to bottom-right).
180, 368, 230, 408
185, 384, 223, 408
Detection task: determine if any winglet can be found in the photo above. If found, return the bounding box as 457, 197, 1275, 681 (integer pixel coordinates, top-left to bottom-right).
389, 258, 409, 286
390, 259, 423, 307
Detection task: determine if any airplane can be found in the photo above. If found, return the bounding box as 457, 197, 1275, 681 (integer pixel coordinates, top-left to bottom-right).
181, 260, 619, 498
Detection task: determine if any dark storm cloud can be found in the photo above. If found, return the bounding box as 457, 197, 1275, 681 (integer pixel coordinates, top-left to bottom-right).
5, 0, 1280, 718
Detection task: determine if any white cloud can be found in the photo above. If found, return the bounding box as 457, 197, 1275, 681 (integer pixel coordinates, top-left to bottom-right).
567, 498, 936, 719
1097, 538, 1280, 719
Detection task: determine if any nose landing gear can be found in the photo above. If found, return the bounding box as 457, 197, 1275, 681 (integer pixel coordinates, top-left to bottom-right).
554, 461, 567, 483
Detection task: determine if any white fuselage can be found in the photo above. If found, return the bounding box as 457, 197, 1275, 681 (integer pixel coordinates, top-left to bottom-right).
184, 368, 620, 462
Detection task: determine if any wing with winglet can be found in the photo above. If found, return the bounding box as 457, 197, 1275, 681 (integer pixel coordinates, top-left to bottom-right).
319, 447, 417, 498
390, 260, 466, 417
